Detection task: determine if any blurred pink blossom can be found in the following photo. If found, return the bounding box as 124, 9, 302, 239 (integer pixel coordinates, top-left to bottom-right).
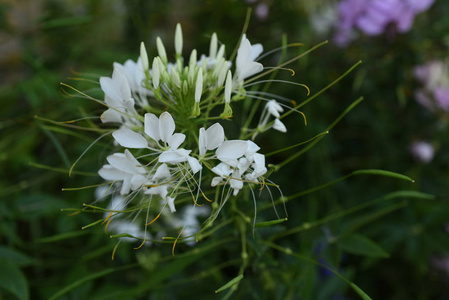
334, 0, 434, 46
414, 60, 449, 113
410, 141, 435, 163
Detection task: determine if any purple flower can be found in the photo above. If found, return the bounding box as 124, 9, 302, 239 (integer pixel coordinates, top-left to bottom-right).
334, 0, 434, 46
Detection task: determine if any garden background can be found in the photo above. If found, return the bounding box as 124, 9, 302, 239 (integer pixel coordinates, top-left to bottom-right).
1, 0, 449, 299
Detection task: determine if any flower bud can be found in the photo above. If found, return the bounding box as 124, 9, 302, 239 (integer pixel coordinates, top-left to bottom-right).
152, 57, 160, 89
175, 23, 183, 56
195, 69, 203, 103
140, 42, 149, 71
225, 70, 232, 103
209, 33, 217, 60
156, 37, 167, 64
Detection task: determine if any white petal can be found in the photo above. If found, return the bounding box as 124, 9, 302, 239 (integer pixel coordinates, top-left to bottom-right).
167, 196, 176, 213
236, 36, 264, 81
239, 61, 263, 81
273, 118, 287, 133
113, 68, 132, 101
266, 100, 283, 118
216, 141, 248, 165
237, 157, 251, 173
120, 175, 133, 195
131, 174, 147, 190
187, 156, 202, 174
144, 113, 160, 141
106, 151, 143, 175
145, 184, 169, 199
159, 112, 176, 143
168, 133, 186, 150
206, 123, 224, 150
159, 149, 191, 163
211, 162, 233, 177
246, 140, 260, 155
211, 176, 224, 187
100, 77, 119, 102
252, 153, 267, 175
113, 129, 148, 149
98, 165, 126, 181
101, 108, 122, 123
124, 149, 146, 174
250, 43, 263, 60
153, 163, 171, 180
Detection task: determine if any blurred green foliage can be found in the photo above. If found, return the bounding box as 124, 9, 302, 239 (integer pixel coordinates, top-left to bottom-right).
1, 0, 449, 299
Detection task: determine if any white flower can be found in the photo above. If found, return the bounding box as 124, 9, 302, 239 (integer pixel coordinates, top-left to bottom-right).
212, 140, 267, 195
113, 59, 151, 104
113, 111, 202, 174
235, 34, 264, 84
100, 68, 138, 125
266, 99, 284, 118
258, 99, 288, 133
98, 149, 147, 195
198, 123, 225, 156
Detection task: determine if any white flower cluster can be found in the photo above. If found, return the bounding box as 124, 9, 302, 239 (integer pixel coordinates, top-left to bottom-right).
92, 24, 289, 243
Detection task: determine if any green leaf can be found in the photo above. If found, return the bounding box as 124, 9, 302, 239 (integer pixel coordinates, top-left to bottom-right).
215, 274, 244, 293
0, 260, 29, 300
350, 283, 373, 300
338, 234, 389, 258
352, 169, 414, 182
0, 247, 36, 267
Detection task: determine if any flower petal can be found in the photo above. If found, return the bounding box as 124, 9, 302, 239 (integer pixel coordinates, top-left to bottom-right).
98, 165, 126, 181
101, 108, 123, 124
120, 175, 132, 195
113, 129, 148, 149
144, 113, 160, 142
159, 149, 191, 163
206, 123, 225, 151
211, 162, 233, 177
168, 133, 186, 150
216, 141, 248, 165
145, 184, 169, 199
113, 68, 132, 101
167, 196, 176, 213
153, 163, 171, 180
273, 118, 287, 133
107, 151, 142, 174
131, 174, 147, 190
211, 176, 224, 187
159, 112, 176, 143
252, 153, 267, 175
187, 156, 202, 174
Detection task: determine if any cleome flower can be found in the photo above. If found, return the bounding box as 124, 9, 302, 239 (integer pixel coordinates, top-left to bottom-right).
212, 140, 267, 196
63, 23, 310, 248
257, 99, 287, 133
